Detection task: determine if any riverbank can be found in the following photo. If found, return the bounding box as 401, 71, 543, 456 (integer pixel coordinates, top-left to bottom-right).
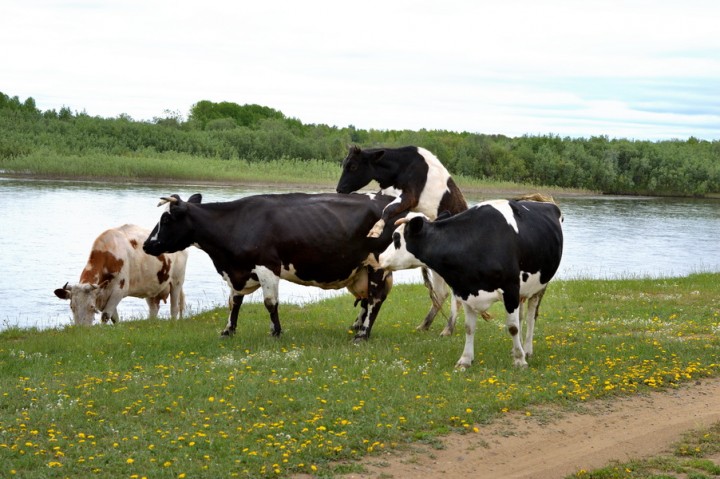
1, 169, 596, 200
1, 275, 719, 478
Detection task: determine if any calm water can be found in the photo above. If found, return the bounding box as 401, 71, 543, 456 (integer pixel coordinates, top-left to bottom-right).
1, 177, 719, 331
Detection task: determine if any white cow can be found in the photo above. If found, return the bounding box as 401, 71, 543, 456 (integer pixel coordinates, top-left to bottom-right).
54, 224, 187, 325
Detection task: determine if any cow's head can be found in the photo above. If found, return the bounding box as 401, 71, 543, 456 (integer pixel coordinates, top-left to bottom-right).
143, 194, 202, 256
378, 213, 429, 272
336, 145, 386, 194
54, 282, 102, 325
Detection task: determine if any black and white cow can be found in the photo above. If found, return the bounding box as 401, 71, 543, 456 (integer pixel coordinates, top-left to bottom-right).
379, 196, 564, 368
336, 145, 468, 237
142, 192, 405, 340
336, 145, 469, 335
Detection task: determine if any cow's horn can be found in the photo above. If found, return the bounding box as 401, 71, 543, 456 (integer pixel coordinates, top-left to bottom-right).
63, 282, 70, 290
394, 217, 410, 226
157, 196, 178, 207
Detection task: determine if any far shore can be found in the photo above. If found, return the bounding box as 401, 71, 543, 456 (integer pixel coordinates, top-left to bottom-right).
1, 171, 598, 199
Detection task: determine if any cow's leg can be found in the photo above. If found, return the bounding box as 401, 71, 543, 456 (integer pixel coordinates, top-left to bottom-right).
255, 267, 282, 336
145, 297, 161, 319
170, 285, 184, 319
221, 294, 243, 336
416, 268, 444, 330
351, 299, 368, 331
353, 268, 391, 342
416, 269, 461, 336
523, 288, 546, 361
503, 287, 528, 368
456, 303, 478, 368
101, 292, 124, 324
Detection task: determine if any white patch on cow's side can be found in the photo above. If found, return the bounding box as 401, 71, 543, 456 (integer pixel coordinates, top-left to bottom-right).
476, 199, 519, 233
416, 147, 451, 219
380, 186, 403, 197
222, 271, 260, 295
378, 224, 427, 271
252, 266, 280, 308
519, 271, 544, 297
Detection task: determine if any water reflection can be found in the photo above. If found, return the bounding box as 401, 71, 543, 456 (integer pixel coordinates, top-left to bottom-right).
1, 176, 718, 331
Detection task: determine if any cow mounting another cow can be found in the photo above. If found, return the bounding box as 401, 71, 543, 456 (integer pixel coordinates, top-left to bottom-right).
336, 145, 468, 336
54, 224, 187, 325
379, 195, 564, 368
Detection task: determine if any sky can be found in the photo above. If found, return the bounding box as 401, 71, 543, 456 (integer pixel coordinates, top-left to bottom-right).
2, 0, 719, 141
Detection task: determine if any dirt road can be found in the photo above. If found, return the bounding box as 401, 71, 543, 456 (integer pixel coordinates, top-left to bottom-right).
341, 378, 720, 479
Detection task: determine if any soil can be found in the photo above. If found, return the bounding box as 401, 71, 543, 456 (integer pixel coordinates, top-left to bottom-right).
337, 378, 720, 479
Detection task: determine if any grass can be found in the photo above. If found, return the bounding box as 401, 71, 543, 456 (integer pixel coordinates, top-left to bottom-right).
1, 273, 719, 478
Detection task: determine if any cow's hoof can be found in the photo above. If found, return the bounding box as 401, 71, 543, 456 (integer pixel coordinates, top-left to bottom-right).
353, 335, 369, 344
513, 359, 529, 368
220, 329, 234, 337
455, 359, 472, 369
439, 327, 454, 337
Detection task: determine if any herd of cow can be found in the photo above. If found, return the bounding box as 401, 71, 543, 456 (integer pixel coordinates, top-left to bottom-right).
54, 146, 564, 368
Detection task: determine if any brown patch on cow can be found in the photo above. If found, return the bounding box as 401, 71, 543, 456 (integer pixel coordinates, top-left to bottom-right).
129, 239, 139, 249
119, 278, 126, 289
508, 325, 519, 336
80, 250, 124, 284
438, 177, 469, 216
156, 255, 171, 284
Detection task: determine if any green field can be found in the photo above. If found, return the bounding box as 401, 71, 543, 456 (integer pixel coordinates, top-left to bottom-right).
1, 274, 719, 478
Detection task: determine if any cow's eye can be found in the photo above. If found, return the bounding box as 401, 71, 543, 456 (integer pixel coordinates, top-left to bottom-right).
393, 232, 401, 249
348, 162, 358, 172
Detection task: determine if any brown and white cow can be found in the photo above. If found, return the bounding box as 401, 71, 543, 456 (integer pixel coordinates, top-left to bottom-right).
54, 224, 187, 325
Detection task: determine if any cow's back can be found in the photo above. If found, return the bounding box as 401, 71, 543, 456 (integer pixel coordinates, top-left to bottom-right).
79, 225, 137, 285
415, 147, 468, 218
210, 193, 396, 284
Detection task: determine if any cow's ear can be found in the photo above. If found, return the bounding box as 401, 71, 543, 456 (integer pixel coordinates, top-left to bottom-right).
406, 216, 425, 235
437, 210, 452, 221
369, 150, 385, 164
54, 287, 71, 300
188, 193, 202, 204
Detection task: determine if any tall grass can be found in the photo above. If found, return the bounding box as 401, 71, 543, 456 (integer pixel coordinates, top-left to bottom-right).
1, 274, 718, 478
0, 150, 590, 195
0, 150, 343, 185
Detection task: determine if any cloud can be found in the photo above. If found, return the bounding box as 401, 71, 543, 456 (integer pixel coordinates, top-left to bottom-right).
2, 0, 719, 140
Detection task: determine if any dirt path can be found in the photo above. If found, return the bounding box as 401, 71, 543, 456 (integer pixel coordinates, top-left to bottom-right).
341, 378, 720, 479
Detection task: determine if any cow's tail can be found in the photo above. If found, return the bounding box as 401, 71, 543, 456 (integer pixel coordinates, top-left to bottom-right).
422, 267, 445, 314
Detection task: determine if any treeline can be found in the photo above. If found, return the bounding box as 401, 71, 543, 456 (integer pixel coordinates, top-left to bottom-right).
2, 92, 719, 196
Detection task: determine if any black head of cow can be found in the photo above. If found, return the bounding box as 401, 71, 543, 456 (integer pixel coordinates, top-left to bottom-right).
143, 193, 202, 257
336, 145, 387, 193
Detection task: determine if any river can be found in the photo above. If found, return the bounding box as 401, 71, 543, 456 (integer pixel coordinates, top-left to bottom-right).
1, 176, 718, 331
